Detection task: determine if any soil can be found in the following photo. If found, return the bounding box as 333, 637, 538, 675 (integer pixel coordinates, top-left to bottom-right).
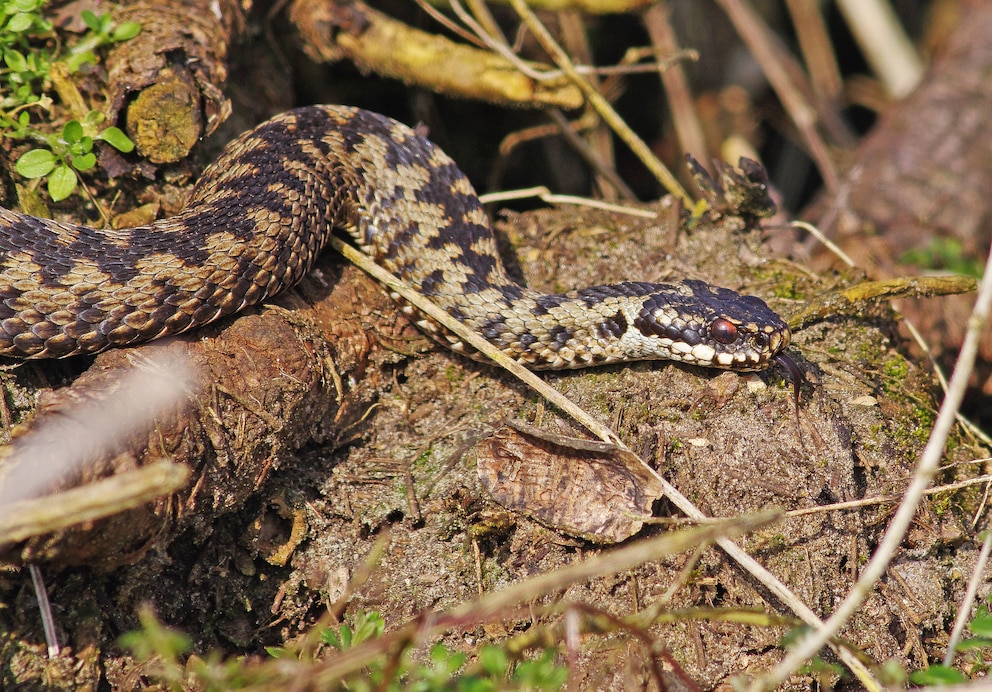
0, 2, 990, 690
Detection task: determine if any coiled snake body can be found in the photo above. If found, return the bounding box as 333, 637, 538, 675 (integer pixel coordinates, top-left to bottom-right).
0, 106, 791, 371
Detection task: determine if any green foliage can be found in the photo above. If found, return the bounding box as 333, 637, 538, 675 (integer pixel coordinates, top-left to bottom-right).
900, 237, 985, 278
124, 608, 568, 691
64, 9, 140, 73
968, 604, 992, 639
1, 0, 140, 199
908, 601, 992, 685
288, 611, 565, 691
505, 649, 569, 690
777, 626, 845, 687
909, 664, 968, 686
14, 110, 134, 200
1, 0, 54, 109
322, 610, 387, 650
118, 606, 193, 689
113, 597, 992, 690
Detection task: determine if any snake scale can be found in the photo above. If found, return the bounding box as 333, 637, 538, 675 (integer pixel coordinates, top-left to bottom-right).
0, 105, 794, 374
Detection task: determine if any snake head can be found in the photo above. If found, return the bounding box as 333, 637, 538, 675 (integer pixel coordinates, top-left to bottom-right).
631, 279, 791, 371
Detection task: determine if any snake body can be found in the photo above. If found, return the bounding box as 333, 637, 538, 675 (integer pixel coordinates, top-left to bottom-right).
0, 105, 790, 370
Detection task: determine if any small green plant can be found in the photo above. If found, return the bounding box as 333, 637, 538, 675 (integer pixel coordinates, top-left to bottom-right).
910, 603, 992, 685
1, 0, 54, 109
778, 626, 845, 687
118, 607, 193, 690
322, 610, 388, 651
14, 111, 134, 200
123, 608, 569, 691
65, 9, 140, 73
1, 0, 140, 200
900, 237, 985, 278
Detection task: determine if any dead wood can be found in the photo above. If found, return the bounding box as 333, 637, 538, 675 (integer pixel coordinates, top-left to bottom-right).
106, 0, 244, 163
289, 0, 583, 108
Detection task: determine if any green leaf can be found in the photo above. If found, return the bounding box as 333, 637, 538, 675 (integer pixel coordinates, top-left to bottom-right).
11, 0, 43, 12
352, 611, 385, 645
319, 626, 342, 648
66, 50, 96, 73
511, 649, 568, 687
971, 608, 992, 637
118, 607, 192, 661
80, 10, 101, 32
955, 636, 992, 651
71, 152, 96, 170
478, 645, 508, 676
909, 665, 968, 685
14, 148, 55, 178
3, 48, 28, 72
264, 645, 293, 659
47, 165, 77, 201
339, 623, 352, 649
97, 126, 134, 152
112, 22, 141, 42
7, 12, 33, 32
323, 623, 353, 650
62, 120, 83, 143
780, 625, 813, 649
70, 136, 94, 156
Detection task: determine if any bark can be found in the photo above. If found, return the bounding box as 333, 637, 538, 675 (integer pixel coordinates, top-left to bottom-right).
106, 0, 243, 163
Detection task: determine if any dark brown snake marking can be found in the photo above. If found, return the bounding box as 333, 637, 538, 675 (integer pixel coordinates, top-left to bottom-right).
0, 105, 792, 372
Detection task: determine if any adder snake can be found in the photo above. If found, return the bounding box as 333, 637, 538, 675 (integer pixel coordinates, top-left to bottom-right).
0, 106, 793, 373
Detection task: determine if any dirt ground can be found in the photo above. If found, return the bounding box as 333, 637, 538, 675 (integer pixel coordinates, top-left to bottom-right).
1, 1, 990, 690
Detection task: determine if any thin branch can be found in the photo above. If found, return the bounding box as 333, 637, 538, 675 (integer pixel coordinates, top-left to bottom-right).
783, 474, 992, 518
479, 186, 655, 216
715, 0, 839, 190
642, 2, 707, 163
28, 565, 60, 658
835, 0, 923, 98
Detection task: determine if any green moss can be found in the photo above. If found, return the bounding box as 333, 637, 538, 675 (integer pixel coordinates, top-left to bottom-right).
882, 354, 910, 387
444, 364, 465, 383
928, 491, 954, 516
411, 446, 435, 470
771, 280, 801, 300
763, 533, 787, 550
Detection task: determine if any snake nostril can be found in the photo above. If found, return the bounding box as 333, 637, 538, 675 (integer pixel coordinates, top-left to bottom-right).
710, 318, 738, 345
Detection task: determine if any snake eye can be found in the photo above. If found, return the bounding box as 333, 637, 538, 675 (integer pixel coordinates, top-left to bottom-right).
711, 318, 738, 344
